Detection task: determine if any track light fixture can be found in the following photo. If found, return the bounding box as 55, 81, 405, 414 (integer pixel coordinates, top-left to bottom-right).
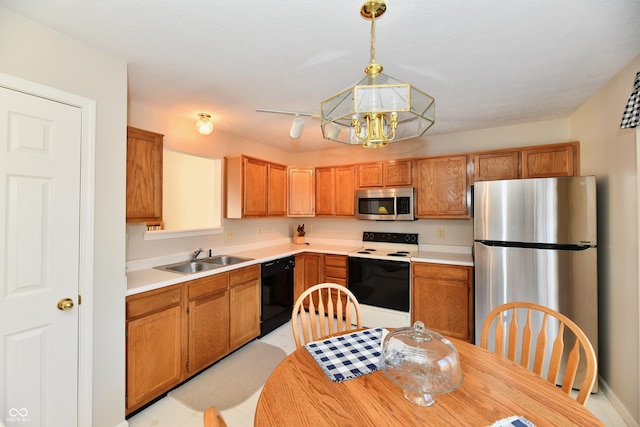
256, 108, 319, 139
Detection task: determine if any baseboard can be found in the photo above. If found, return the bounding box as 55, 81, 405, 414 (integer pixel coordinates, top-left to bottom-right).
599, 376, 639, 427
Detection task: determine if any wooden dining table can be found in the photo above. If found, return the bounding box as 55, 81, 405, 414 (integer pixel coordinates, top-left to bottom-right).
254, 331, 604, 427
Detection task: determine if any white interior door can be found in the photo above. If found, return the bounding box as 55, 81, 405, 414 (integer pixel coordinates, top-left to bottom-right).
0, 87, 82, 426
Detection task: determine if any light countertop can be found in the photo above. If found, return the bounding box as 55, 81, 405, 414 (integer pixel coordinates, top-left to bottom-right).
126, 239, 473, 296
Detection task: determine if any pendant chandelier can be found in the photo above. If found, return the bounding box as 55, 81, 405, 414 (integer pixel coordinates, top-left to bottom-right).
320, 0, 435, 148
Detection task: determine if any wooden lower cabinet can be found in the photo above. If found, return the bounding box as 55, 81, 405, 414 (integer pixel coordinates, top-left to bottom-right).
411, 262, 474, 342
294, 252, 323, 301
323, 254, 347, 287
229, 265, 261, 349
126, 266, 260, 415
186, 274, 230, 376
126, 285, 184, 414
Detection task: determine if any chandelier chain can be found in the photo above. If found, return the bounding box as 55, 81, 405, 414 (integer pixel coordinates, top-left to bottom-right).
370, 8, 376, 64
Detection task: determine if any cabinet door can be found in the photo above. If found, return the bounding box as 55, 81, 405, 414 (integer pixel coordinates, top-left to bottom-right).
472, 151, 520, 183
294, 253, 323, 301
334, 166, 355, 216
315, 167, 335, 216
126, 126, 163, 222
414, 155, 469, 218
521, 143, 578, 178
126, 305, 182, 411
288, 167, 315, 217
384, 160, 412, 187
230, 265, 261, 349
412, 263, 473, 342
243, 157, 269, 216
357, 162, 384, 188
230, 279, 261, 349
188, 290, 230, 374
268, 163, 287, 216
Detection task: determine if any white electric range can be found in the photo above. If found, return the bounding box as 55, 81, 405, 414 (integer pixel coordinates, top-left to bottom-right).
347, 232, 418, 328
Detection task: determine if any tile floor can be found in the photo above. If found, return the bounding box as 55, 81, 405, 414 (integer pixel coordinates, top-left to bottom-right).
127, 322, 629, 427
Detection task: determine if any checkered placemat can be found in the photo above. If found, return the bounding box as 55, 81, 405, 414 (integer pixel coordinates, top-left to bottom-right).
304, 328, 385, 383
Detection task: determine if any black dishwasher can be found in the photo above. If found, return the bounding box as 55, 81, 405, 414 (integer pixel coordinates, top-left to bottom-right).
260, 256, 295, 337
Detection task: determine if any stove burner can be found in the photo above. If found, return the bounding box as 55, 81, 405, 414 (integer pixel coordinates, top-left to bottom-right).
388, 253, 408, 257
396, 251, 410, 254
357, 251, 372, 254
364, 248, 376, 251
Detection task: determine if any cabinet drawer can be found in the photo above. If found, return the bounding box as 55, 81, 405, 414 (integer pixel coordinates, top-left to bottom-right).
230, 264, 260, 287
412, 263, 470, 281
126, 285, 182, 319
187, 273, 229, 300
324, 254, 347, 268
324, 266, 346, 279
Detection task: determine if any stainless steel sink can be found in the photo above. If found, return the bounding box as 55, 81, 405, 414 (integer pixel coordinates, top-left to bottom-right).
155, 255, 253, 275
155, 260, 219, 274
202, 255, 254, 266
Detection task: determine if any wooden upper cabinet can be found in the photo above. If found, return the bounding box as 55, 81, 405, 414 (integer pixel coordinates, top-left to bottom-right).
126, 126, 163, 222
267, 163, 287, 216
288, 167, 315, 217
243, 157, 268, 216
414, 155, 469, 218
334, 166, 356, 216
315, 166, 355, 217
357, 162, 384, 188
472, 151, 520, 183
357, 160, 412, 188
314, 167, 335, 216
225, 155, 287, 218
384, 160, 413, 187
471, 141, 580, 183
521, 142, 579, 178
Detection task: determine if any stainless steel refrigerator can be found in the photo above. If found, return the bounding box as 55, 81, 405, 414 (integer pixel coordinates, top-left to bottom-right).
474, 175, 598, 391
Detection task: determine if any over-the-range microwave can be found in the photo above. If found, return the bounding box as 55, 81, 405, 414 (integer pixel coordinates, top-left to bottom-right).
356, 188, 415, 221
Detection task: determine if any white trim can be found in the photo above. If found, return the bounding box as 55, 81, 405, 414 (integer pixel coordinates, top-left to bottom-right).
144, 226, 223, 240
0, 73, 96, 427
598, 376, 639, 427
637, 127, 640, 427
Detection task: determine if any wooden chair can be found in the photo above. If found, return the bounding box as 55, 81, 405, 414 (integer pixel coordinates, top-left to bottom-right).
292, 283, 362, 348
203, 405, 227, 427
480, 301, 597, 405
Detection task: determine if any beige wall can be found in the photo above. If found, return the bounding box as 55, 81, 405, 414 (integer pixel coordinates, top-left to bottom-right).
569, 54, 640, 424
0, 7, 128, 427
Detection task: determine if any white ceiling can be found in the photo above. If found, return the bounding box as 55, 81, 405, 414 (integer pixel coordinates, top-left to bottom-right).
2, 0, 639, 152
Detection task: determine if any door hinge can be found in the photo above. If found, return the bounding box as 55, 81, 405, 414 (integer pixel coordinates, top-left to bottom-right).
186, 361, 190, 371
78, 294, 82, 305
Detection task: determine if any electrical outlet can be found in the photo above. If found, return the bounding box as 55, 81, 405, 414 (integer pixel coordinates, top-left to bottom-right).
437, 228, 445, 239
257, 227, 262, 235
225, 230, 233, 239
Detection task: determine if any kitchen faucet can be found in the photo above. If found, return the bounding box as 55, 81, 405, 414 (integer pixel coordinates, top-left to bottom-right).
191, 248, 203, 261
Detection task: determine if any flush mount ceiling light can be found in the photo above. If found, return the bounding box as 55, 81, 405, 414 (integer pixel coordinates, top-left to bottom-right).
196, 113, 214, 135
320, 0, 435, 148
256, 108, 318, 139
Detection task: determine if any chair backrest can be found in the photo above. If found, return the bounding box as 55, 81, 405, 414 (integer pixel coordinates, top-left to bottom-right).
203, 405, 227, 427
480, 301, 597, 405
291, 282, 362, 348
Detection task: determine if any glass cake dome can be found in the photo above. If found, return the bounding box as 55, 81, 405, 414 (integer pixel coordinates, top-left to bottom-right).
381, 321, 463, 406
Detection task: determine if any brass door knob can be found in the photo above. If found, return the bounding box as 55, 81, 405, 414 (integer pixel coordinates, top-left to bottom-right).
57, 298, 74, 311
